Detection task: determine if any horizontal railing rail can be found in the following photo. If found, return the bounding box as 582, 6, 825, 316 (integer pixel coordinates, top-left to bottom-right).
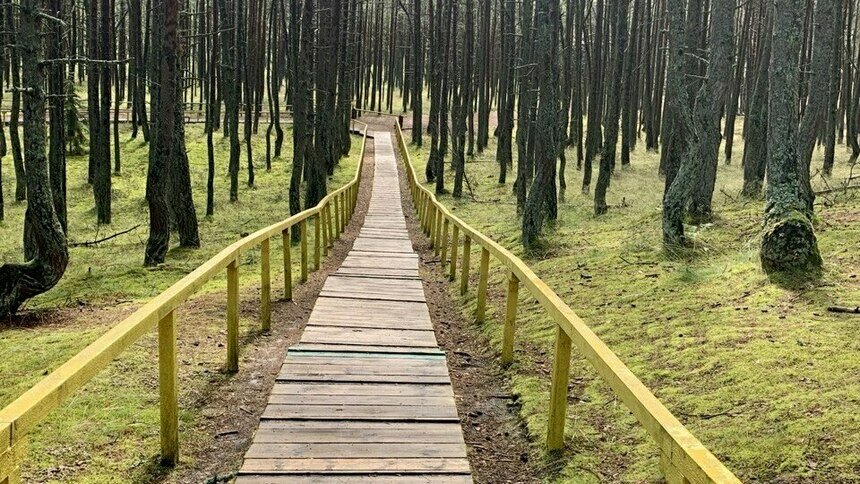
394, 122, 739, 484
0, 122, 369, 483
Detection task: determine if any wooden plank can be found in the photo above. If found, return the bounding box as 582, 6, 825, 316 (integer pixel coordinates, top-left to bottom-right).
300, 327, 438, 347
348, 250, 418, 259
282, 355, 447, 366
277, 372, 450, 384
288, 343, 445, 355
341, 256, 419, 270
317, 292, 426, 304
262, 404, 459, 420
308, 306, 429, 324
240, 457, 472, 474
257, 421, 463, 432
245, 443, 467, 459
280, 364, 449, 377
322, 277, 425, 293
267, 395, 456, 407
236, 474, 473, 483
270, 383, 454, 397
253, 424, 464, 444
335, 267, 420, 279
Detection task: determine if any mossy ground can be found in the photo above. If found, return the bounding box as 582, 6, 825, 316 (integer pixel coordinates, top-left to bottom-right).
407, 122, 860, 482
0, 123, 361, 482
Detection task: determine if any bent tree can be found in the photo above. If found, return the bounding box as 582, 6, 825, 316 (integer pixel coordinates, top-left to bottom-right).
0, 0, 69, 316
759, 0, 821, 277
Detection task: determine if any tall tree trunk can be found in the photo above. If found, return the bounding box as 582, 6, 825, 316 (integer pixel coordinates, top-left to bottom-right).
741, 15, 771, 198
496, 0, 515, 183
594, 0, 629, 215
522, 0, 560, 248
412, 0, 424, 145
206, 0, 220, 217
8, 8, 26, 201
760, 0, 822, 277
305, 0, 327, 207
475, 0, 490, 152
797, 0, 837, 207
48, 0, 67, 231
516, 0, 537, 211
821, 0, 842, 177
663, 0, 735, 243
582, 0, 606, 193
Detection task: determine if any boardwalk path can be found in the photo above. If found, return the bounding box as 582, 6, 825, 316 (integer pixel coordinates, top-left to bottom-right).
236, 132, 473, 483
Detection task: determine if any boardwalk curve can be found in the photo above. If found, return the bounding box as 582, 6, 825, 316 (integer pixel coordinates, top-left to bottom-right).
236, 132, 473, 483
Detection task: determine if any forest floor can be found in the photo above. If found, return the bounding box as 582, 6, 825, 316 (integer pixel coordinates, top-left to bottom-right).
0, 124, 365, 482
405, 121, 860, 483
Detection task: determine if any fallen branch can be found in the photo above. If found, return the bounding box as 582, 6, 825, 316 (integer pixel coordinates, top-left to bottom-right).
815, 184, 860, 196
70, 224, 141, 247
827, 305, 860, 314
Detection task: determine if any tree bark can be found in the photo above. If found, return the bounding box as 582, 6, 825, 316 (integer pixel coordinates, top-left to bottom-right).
760, 0, 822, 277
0, 0, 69, 317
522, 0, 560, 248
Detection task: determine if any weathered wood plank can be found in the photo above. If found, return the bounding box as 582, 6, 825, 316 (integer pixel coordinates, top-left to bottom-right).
240, 457, 472, 474
276, 373, 451, 384
245, 443, 468, 459
287, 343, 445, 355
270, 383, 454, 397
262, 404, 459, 420
299, 327, 438, 347
236, 474, 473, 483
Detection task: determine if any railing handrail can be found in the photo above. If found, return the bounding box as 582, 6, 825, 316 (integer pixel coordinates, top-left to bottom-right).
0, 122, 369, 479
394, 122, 739, 484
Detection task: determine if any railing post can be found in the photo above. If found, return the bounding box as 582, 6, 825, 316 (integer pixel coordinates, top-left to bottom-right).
333, 195, 341, 238
426, 204, 434, 240
502, 272, 520, 365
341, 192, 347, 231
158, 310, 179, 466
260, 239, 271, 332
299, 220, 308, 281
546, 326, 572, 450
283, 227, 292, 300
449, 225, 459, 281
427, 200, 434, 237
460, 237, 471, 295
327, 204, 335, 247
434, 209, 443, 256
322, 206, 330, 256
476, 248, 490, 322
226, 259, 239, 373
440, 219, 449, 268
314, 214, 321, 271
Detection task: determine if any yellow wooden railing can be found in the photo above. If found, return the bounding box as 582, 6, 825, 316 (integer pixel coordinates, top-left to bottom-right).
0, 122, 369, 483
394, 123, 739, 484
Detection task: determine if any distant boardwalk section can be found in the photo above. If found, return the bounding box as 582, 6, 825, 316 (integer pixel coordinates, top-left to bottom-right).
237, 132, 473, 483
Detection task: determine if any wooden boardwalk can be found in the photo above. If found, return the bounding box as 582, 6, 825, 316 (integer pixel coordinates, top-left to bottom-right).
236, 132, 473, 483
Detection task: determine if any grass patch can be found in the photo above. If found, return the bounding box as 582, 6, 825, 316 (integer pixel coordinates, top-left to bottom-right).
0, 123, 362, 482
407, 121, 860, 482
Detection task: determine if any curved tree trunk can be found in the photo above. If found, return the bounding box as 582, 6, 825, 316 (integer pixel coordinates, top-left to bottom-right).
760, 0, 822, 277
0, 0, 69, 317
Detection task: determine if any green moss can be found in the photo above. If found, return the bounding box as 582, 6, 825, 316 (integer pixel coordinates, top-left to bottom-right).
0, 123, 362, 482
408, 125, 860, 482
0, 124, 359, 307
